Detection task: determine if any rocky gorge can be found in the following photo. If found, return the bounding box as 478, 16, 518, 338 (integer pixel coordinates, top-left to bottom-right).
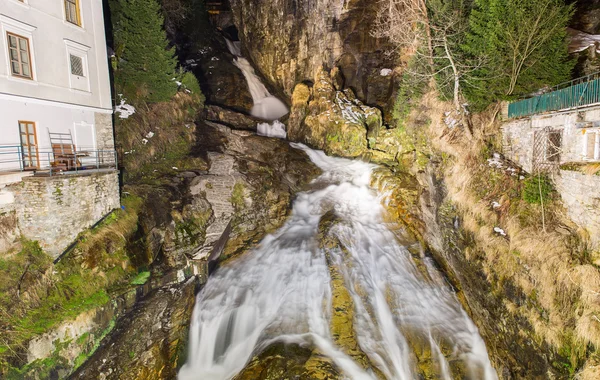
4, 0, 600, 379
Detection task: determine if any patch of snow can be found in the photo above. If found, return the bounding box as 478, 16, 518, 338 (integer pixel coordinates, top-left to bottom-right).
175, 81, 182, 86
211, 57, 220, 61
380, 68, 393, 77
494, 227, 507, 236
142, 138, 148, 145
444, 111, 459, 128
335, 92, 362, 124
491, 201, 501, 209
487, 153, 503, 169
114, 95, 136, 119
145, 131, 155, 139
257, 120, 287, 139
172, 167, 179, 170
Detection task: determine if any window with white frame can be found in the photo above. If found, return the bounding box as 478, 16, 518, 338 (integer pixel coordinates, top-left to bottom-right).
64, 0, 82, 26
1, 15, 37, 81
582, 131, 600, 160
7, 32, 32, 79
64, 39, 90, 92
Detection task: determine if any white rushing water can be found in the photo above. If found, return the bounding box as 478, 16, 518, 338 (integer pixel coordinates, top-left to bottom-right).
225, 40, 289, 123
179, 143, 498, 380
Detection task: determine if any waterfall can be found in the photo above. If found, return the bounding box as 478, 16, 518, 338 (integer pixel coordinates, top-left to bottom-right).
225, 39, 289, 127
178, 143, 498, 380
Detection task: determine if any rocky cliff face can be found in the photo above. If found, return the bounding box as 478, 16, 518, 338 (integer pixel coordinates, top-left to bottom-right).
229, 0, 397, 110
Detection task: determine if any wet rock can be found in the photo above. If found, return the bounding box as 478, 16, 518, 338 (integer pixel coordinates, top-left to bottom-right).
371, 167, 423, 240
288, 69, 383, 158
71, 278, 198, 380
318, 213, 381, 375
188, 33, 254, 112
229, 0, 397, 109
205, 105, 261, 131
233, 342, 342, 380
190, 122, 321, 264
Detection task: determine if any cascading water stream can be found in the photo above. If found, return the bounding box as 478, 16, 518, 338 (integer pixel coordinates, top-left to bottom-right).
179, 143, 498, 380
225, 39, 289, 129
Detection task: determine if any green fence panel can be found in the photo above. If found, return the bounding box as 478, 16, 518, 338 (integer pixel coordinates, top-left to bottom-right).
508, 78, 600, 118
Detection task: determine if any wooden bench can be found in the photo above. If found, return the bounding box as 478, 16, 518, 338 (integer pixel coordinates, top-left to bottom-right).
51, 143, 77, 171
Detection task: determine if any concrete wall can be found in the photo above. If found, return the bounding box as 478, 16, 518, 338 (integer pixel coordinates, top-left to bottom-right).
3, 170, 120, 257
0, 0, 112, 110
0, 0, 115, 172
502, 107, 600, 250
0, 97, 112, 171
555, 170, 600, 248
502, 106, 600, 172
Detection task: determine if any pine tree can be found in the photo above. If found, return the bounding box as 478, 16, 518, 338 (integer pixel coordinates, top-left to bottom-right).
463, 0, 574, 110
113, 0, 177, 103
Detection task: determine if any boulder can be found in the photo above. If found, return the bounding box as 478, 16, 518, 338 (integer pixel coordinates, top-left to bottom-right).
205, 105, 261, 131
288, 69, 383, 158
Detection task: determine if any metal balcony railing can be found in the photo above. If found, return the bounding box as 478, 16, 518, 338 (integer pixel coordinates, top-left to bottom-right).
0, 144, 118, 176
508, 72, 600, 119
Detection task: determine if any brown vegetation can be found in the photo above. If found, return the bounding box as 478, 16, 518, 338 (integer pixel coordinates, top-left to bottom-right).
413, 92, 600, 377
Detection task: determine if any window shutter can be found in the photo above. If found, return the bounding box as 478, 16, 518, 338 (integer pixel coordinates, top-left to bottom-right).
70, 54, 84, 76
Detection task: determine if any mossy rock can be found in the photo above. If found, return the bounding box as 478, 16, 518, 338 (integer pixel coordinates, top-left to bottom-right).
233, 343, 342, 380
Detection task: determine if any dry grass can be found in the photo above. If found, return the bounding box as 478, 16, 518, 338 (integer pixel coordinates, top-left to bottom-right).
414, 90, 600, 372
117, 92, 205, 182
581, 163, 600, 176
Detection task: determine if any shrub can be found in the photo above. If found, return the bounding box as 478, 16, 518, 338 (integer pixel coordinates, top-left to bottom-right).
179, 70, 205, 105
522, 174, 554, 204
111, 0, 178, 103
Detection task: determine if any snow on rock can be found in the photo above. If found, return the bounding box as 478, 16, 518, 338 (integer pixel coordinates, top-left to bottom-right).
257, 120, 287, 139
115, 95, 136, 119
380, 68, 393, 77
487, 153, 504, 169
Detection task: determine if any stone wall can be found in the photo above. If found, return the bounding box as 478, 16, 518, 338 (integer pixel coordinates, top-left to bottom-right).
502, 106, 600, 172
554, 169, 600, 249
94, 112, 115, 153
502, 107, 600, 250
500, 118, 534, 172
6, 171, 120, 257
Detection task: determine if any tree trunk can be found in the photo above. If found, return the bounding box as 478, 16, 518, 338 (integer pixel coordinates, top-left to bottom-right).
443, 34, 461, 110
418, 0, 434, 66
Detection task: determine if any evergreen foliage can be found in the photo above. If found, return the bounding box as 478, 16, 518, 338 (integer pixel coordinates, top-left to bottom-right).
112, 0, 178, 103
463, 0, 574, 110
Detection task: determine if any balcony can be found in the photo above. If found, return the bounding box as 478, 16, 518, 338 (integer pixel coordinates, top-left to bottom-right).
0, 144, 117, 185
508, 72, 600, 119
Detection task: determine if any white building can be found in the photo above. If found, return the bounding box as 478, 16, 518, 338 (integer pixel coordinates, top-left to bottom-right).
0, 0, 114, 174
0, 0, 120, 257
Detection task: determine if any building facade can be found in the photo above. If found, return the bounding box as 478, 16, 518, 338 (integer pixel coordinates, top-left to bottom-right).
0, 0, 114, 172
0, 0, 119, 257
502, 104, 600, 250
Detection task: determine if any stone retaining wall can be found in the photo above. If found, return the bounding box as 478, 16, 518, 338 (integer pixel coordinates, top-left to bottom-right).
554, 170, 600, 249
6, 170, 120, 257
